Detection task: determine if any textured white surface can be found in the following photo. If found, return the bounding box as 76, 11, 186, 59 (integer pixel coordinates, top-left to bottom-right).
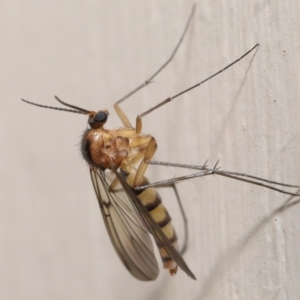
1, 1, 300, 299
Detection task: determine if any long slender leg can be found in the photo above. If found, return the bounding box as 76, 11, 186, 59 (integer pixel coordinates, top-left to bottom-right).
136, 171, 300, 196
148, 160, 300, 188
132, 160, 300, 197
135, 44, 259, 133
113, 4, 196, 128
171, 183, 188, 255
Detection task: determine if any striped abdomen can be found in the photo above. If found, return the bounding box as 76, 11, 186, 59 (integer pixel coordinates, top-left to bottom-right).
120, 165, 179, 275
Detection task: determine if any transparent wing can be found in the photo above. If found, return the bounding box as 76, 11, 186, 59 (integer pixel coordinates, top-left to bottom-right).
89, 167, 159, 281
113, 170, 196, 280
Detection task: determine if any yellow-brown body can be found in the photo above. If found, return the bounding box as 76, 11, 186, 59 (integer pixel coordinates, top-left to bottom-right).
81, 125, 179, 274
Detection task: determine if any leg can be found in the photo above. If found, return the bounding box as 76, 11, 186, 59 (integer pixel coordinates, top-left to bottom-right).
133, 160, 300, 197
113, 5, 196, 128
134, 137, 157, 187
108, 176, 120, 192
172, 184, 188, 255
135, 44, 259, 133
109, 128, 157, 187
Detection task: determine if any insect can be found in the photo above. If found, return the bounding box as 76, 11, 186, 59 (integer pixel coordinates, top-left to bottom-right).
21, 5, 299, 281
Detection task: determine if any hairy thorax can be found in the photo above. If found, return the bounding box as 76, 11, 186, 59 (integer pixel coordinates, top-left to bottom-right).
81, 127, 151, 171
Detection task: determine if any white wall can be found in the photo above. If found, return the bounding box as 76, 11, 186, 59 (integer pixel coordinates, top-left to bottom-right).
1, 1, 300, 299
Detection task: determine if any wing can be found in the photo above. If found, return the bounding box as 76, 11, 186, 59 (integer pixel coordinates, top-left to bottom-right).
113, 169, 196, 280
89, 166, 159, 281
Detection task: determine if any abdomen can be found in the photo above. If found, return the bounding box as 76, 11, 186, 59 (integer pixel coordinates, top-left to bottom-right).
120, 165, 179, 275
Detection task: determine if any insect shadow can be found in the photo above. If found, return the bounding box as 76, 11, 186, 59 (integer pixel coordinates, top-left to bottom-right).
197, 193, 300, 299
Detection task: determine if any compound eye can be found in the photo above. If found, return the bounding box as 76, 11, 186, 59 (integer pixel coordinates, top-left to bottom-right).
94, 111, 108, 123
